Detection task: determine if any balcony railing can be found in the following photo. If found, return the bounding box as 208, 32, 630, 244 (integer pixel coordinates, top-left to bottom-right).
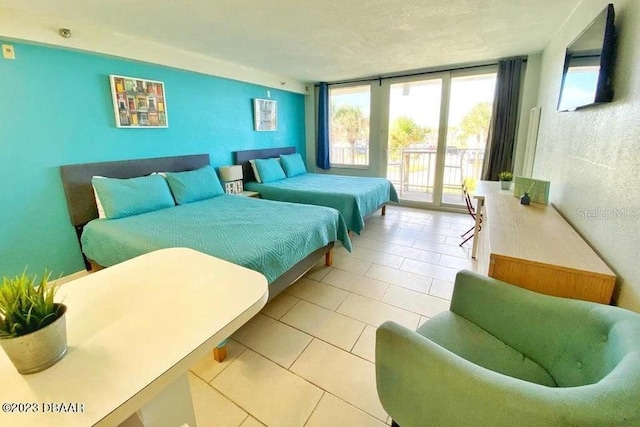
330, 145, 369, 166
330, 145, 484, 204
387, 148, 485, 203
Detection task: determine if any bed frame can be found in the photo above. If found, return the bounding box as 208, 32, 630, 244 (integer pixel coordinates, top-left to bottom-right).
59, 154, 334, 301
234, 146, 295, 185
233, 146, 387, 221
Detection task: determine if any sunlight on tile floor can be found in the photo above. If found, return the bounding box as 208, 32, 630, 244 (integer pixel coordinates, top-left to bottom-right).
189, 205, 478, 426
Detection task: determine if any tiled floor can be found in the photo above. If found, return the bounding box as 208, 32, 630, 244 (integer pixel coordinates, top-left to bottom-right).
188, 205, 478, 426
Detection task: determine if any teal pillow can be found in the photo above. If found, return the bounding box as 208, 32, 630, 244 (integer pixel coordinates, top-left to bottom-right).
164, 165, 224, 205
254, 158, 286, 183
280, 153, 307, 177
91, 174, 175, 219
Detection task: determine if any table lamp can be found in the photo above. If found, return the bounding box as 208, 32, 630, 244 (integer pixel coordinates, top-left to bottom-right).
219, 165, 243, 194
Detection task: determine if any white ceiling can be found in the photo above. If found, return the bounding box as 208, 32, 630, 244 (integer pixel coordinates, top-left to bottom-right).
2, 0, 582, 82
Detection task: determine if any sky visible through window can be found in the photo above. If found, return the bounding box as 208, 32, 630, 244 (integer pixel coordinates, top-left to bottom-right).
332, 74, 496, 129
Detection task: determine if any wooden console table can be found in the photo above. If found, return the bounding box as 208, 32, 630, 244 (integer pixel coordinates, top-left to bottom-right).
477, 194, 616, 304
0, 248, 268, 426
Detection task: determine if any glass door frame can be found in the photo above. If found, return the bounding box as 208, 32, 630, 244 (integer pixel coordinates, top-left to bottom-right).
379, 65, 497, 209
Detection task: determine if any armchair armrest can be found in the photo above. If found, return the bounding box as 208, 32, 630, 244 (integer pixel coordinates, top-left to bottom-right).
375, 321, 638, 427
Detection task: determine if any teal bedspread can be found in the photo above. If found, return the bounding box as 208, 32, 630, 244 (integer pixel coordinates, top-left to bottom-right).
245, 173, 399, 233
81, 195, 351, 283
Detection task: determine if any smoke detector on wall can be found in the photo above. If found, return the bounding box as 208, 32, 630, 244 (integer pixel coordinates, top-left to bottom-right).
59, 28, 71, 38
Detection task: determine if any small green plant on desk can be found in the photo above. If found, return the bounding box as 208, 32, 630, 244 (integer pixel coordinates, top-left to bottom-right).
498, 171, 513, 190
0, 270, 68, 374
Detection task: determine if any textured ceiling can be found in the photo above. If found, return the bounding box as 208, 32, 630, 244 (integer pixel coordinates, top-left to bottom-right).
2, 0, 582, 82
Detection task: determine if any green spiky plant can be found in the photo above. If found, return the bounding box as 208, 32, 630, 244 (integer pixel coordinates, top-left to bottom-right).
0, 270, 62, 339
498, 171, 513, 181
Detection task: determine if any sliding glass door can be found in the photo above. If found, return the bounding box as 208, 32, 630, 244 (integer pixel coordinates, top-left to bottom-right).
385, 78, 443, 203
442, 72, 497, 206
382, 68, 497, 207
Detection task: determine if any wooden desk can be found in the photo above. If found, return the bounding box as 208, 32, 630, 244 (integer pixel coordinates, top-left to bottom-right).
0, 248, 268, 427
478, 194, 616, 304
471, 181, 504, 259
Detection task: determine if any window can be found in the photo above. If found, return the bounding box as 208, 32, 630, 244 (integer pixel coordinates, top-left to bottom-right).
329, 85, 371, 166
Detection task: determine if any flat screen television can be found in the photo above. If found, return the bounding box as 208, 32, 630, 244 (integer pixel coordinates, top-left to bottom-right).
557, 4, 616, 111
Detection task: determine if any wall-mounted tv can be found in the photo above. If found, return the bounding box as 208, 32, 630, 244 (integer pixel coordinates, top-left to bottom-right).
557, 4, 616, 111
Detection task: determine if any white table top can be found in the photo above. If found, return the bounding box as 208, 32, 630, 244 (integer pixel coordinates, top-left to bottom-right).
0, 248, 268, 427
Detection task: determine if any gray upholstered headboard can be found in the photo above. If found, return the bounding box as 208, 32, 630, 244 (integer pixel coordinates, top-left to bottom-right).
60, 154, 210, 228
234, 146, 296, 184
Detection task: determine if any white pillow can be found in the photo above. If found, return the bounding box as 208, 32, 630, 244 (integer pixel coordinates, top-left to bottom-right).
92, 176, 107, 218
249, 160, 262, 183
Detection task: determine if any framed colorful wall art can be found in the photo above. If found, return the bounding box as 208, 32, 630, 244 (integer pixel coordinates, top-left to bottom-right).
109, 75, 168, 128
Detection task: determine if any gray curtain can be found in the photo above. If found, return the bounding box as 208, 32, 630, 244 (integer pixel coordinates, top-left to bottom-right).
482, 58, 524, 180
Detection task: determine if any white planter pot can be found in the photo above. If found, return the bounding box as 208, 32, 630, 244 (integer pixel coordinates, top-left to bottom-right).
500, 180, 512, 191
0, 304, 68, 374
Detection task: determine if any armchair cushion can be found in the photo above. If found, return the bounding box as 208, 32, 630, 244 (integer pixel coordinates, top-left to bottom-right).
417, 311, 556, 387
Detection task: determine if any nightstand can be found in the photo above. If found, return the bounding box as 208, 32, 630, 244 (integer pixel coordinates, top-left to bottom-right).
239, 191, 260, 198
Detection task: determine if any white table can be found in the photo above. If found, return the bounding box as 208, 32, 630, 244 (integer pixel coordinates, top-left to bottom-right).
0, 248, 268, 427
470, 181, 502, 259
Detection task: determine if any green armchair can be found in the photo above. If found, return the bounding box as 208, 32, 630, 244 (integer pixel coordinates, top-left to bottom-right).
376, 270, 640, 427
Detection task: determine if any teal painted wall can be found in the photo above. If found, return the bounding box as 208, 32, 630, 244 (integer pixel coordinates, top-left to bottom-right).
0, 40, 306, 278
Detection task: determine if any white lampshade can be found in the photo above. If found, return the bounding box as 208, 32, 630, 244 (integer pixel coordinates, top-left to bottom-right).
219, 165, 243, 182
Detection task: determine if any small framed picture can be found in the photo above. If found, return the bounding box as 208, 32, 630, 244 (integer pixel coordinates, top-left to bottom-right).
253, 99, 277, 131
110, 74, 168, 128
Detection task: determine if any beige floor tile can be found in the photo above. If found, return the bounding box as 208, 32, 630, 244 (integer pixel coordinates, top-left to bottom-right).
418, 316, 429, 327
306, 393, 387, 427
333, 254, 374, 275
412, 240, 470, 258
337, 293, 420, 330
231, 314, 312, 368
322, 269, 389, 300
348, 246, 405, 269
239, 416, 265, 427
285, 277, 349, 310
445, 235, 468, 246
422, 224, 467, 237
438, 254, 476, 270
290, 339, 388, 421
335, 245, 350, 255
383, 285, 450, 318
190, 339, 246, 383
363, 223, 399, 235
451, 221, 474, 232
305, 263, 333, 282
429, 280, 455, 300
352, 236, 395, 252
360, 231, 416, 247
189, 373, 247, 427
396, 228, 447, 243
212, 349, 322, 427
366, 264, 432, 294
421, 217, 454, 228
281, 300, 366, 351
368, 217, 425, 231
400, 258, 459, 282
260, 292, 299, 320
374, 242, 441, 265
351, 325, 377, 363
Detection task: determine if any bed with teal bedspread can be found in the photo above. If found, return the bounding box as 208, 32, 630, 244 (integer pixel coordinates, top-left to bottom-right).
81, 194, 351, 283
244, 173, 398, 234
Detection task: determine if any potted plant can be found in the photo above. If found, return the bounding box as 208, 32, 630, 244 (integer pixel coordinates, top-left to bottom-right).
0, 270, 67, 374
498, 171, 513, 190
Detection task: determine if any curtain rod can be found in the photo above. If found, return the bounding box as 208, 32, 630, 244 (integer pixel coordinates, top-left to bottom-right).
316, 57, 527, 87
